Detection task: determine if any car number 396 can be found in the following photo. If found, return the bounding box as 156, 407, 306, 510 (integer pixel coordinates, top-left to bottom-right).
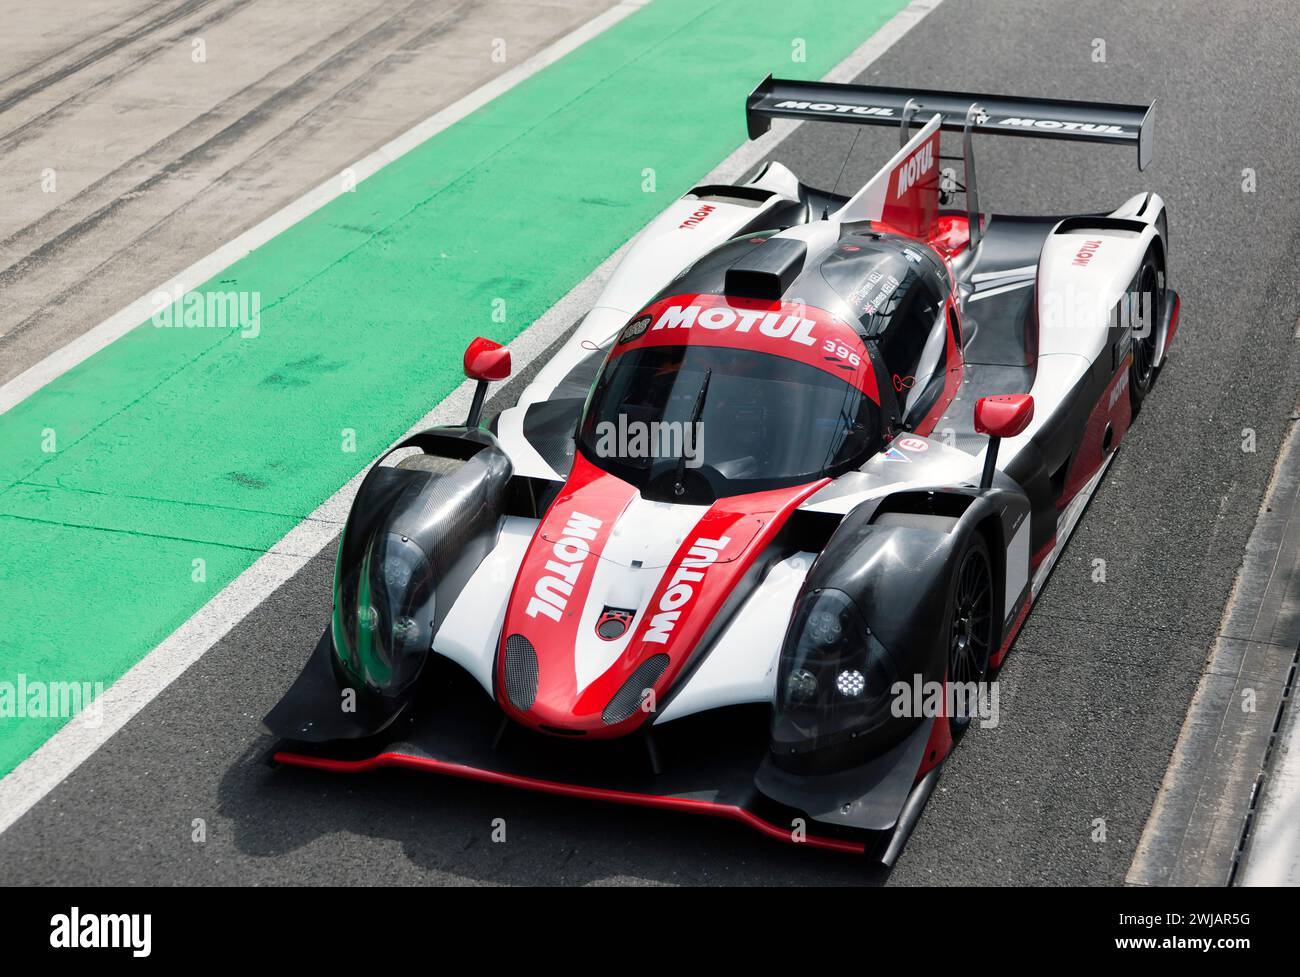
823, 339, 862, 366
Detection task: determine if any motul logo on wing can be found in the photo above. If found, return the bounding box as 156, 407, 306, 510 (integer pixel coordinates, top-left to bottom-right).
652, 304, 818, 345
895, 140, 934, 198
678, 204, 715, 229
526, 512, 602, 622
1072, 239, 1103, 267
644, 536, 731, 644
774, 99, 894, 118
997, 117, 1127, 134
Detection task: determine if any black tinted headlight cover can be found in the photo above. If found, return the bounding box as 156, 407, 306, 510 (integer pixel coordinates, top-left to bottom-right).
332, 529, 437, 700
772, 588, 911, 772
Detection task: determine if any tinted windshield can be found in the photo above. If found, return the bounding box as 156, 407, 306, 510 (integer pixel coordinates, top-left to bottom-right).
577, 343, 883, 499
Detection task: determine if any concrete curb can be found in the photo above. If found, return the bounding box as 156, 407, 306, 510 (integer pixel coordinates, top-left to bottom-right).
1127, 413, 1300, 886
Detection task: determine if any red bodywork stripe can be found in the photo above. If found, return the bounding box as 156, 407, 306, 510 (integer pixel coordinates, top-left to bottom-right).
1166, 293, 1181, 348
916, 699, 953, 777
990, 594, 1032, 670
272, 749, 866, 855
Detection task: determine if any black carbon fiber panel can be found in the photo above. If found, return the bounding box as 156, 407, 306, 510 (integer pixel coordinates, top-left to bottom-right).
521, 398, 581, 476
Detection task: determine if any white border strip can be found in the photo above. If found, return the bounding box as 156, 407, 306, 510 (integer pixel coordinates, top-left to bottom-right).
0, 0, 946, 835
0, 0, 651, 417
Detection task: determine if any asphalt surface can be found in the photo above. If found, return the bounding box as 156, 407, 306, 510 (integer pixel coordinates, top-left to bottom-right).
3, 0, 1299, 885
0, 0, 613, 384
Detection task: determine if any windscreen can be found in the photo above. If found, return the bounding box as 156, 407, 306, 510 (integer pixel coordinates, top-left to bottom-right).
577, 343, 883, 498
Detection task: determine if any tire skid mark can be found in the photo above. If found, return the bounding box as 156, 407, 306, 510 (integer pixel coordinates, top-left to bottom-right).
0, 0, 219, 103
0, 0, 472, 344
0, 0, 257, 146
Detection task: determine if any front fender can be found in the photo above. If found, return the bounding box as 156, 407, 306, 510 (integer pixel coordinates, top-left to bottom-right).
768, 485, 1025, 775
264, 427, 512, 742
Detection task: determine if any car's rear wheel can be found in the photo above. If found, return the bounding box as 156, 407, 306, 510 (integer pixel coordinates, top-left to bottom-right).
947, 533, 994, 735
1128, 251, 1163, 416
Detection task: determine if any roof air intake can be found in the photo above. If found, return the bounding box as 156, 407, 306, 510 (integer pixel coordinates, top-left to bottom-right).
724, 238, 807, 299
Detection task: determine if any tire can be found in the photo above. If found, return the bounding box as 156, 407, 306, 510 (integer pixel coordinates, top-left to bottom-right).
1127, 250, 1164, 417
946, 532, 994, 735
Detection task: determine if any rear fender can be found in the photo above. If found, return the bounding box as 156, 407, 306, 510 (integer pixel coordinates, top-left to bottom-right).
1037, 210, 1161, 363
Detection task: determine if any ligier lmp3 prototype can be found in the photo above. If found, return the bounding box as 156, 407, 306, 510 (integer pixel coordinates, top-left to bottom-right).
265, 78, 1180, 862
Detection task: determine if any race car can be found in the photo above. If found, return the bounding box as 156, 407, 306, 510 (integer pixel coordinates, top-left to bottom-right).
264, 77, 1180, 863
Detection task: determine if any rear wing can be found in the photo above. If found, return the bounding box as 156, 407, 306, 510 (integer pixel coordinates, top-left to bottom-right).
746, 76, 1155, 170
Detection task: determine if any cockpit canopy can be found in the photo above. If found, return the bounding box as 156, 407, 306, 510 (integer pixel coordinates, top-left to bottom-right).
577, 295, 882, 501
576, 229, 958, 500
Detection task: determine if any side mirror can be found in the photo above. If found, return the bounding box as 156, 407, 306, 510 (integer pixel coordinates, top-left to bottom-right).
974, 394, 1033, 489
974, 393, 1034, 439
464, 337, 511, 382
463, 337, 511, 428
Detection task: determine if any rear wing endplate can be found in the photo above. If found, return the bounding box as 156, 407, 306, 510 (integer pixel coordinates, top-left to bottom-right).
746, 76, 1155, 170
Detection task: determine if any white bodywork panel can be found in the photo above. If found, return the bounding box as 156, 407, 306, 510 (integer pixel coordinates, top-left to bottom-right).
432, 515, 536, 695
1005, 514, 1030, 618
977, 193, 1166, 472
1031, 453, 1115, 596
656, 552, 816, 723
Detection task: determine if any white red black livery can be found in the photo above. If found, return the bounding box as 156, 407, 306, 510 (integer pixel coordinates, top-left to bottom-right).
265, 77, 1180, 862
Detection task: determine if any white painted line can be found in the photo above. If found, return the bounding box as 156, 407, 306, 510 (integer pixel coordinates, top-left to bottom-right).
969, 279, 1033, 302
0, 0, 947, 835
0, 0, 651, 417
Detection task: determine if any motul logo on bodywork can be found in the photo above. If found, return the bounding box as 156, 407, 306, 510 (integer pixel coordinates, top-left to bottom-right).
644, 536, 731, 644
774, 99, 894, 118
1072, 239, 1103, 266
678, 204, 715, 229
526, 512, 602, 622
895, 140, 934, 198
652, 304, 818, 345
997, 117, 1126, 134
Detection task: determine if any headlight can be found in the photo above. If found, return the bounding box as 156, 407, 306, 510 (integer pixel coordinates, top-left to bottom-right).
772, 588, 904, 770
332, 530, 436, 698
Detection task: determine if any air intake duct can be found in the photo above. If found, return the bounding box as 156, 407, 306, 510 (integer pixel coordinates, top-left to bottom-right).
724, 238, 806, 299
503, 634, 539, 711
602, 654, 670, 725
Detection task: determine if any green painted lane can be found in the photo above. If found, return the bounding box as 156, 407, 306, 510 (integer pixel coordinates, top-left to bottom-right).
0, 0, 910, 775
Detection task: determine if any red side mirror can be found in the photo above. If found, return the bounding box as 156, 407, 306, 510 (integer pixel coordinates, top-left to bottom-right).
974, 394, 1034, 440
463, 337, 511, 382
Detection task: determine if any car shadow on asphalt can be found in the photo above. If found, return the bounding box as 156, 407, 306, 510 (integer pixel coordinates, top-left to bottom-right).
215, 738, 891, 886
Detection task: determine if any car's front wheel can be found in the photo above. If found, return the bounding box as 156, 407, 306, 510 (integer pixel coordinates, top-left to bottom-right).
947, 532, 994, 735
